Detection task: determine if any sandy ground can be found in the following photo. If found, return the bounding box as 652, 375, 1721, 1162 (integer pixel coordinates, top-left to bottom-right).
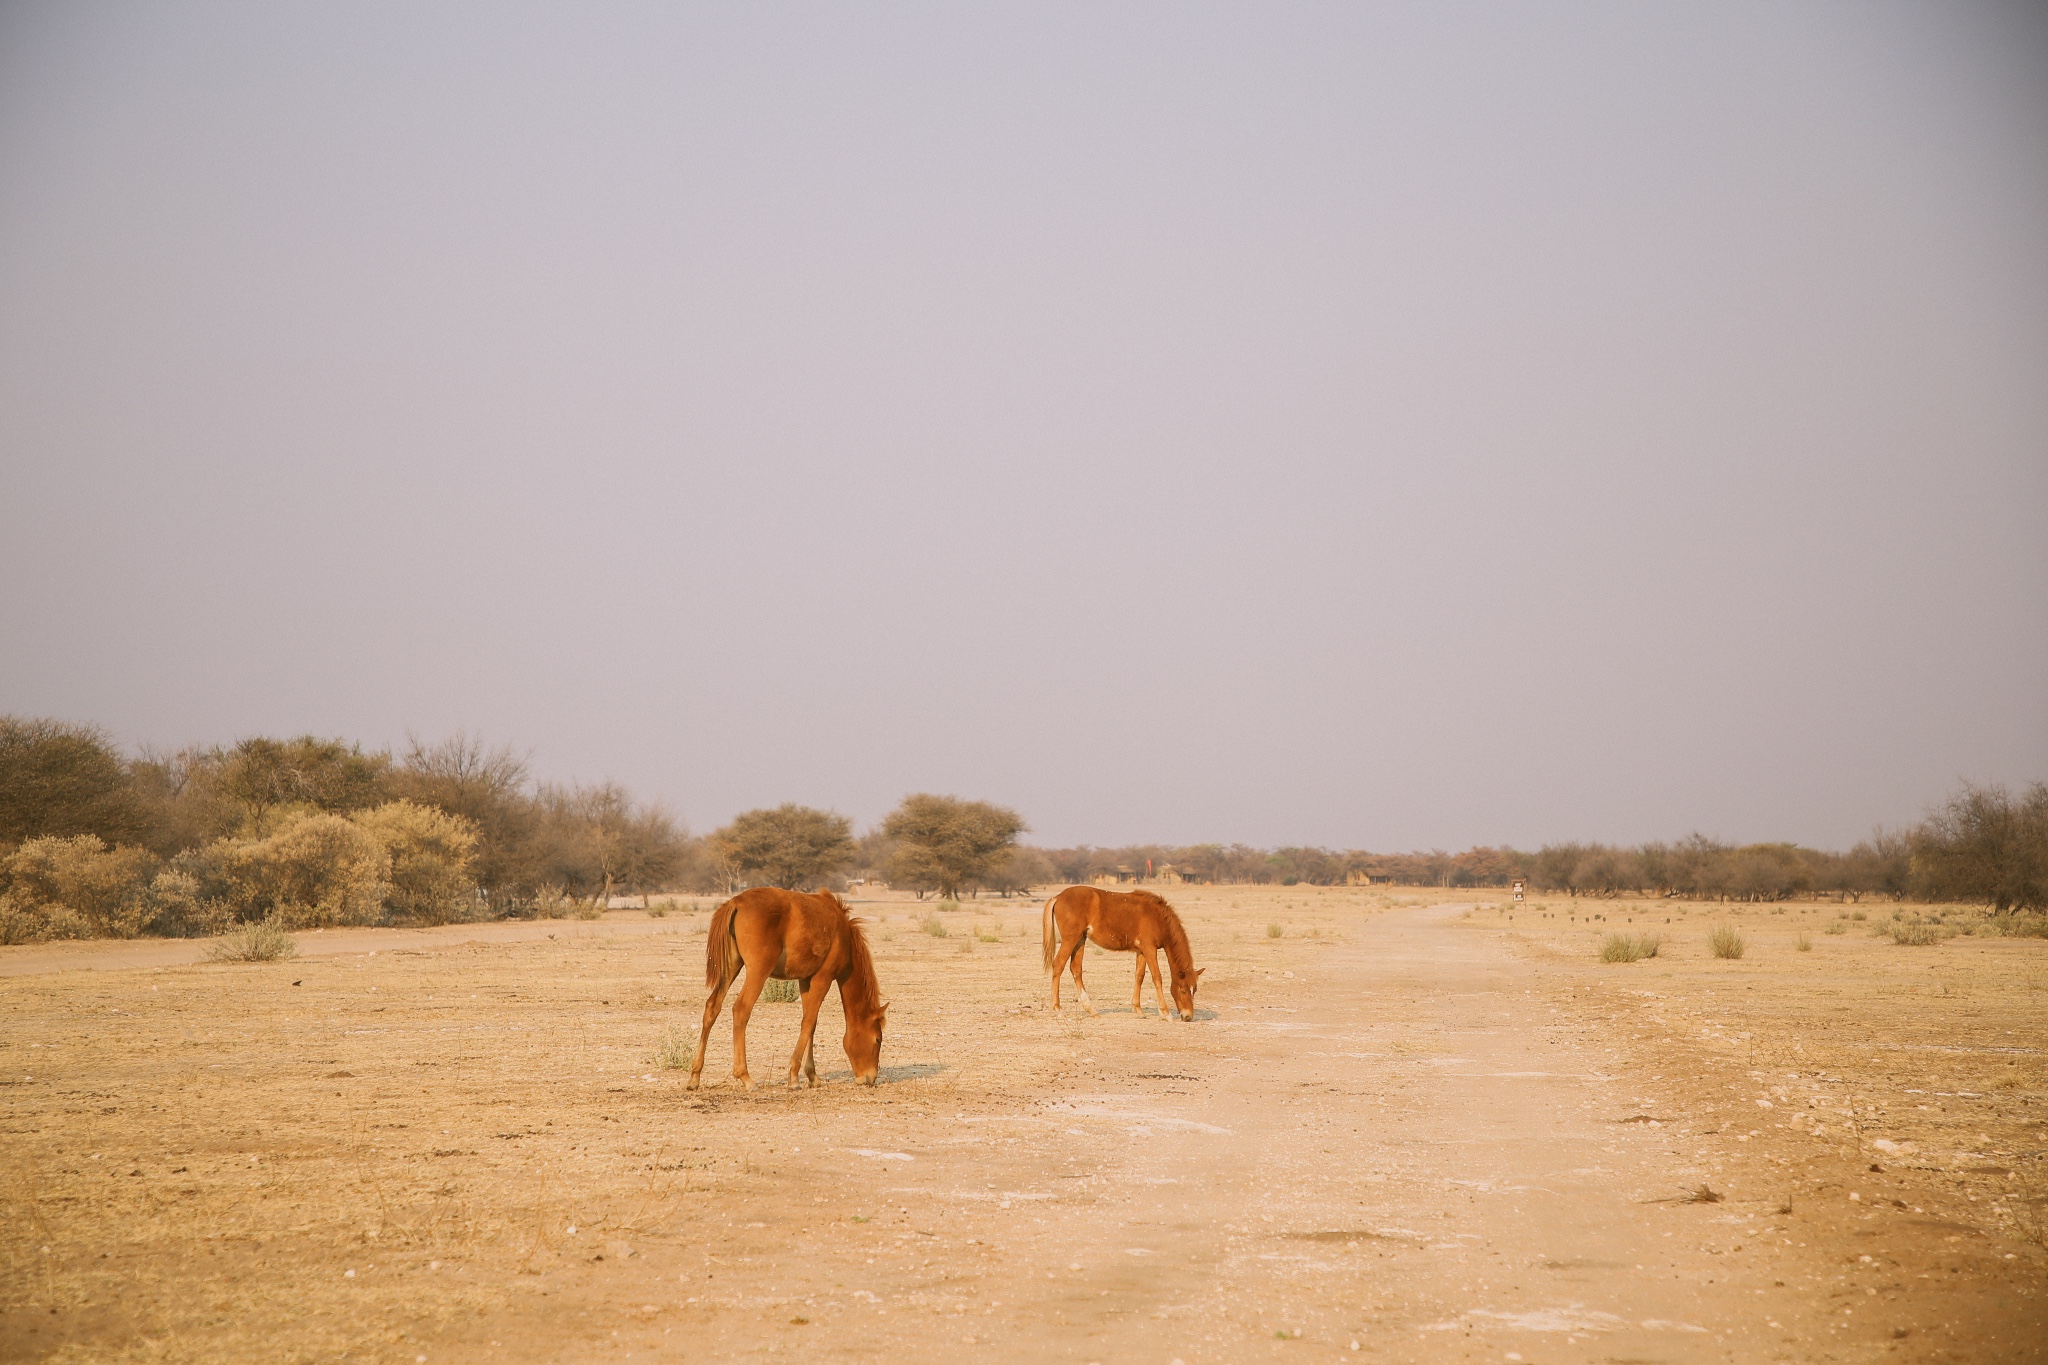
2, 886, 2044, 1364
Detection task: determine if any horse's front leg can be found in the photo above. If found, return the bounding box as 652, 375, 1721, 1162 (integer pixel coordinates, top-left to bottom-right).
1132, 952, 1149, 1013
1144, 947, 1171, 1021
730, 971, 769, 1090
789, 977, 828, 1088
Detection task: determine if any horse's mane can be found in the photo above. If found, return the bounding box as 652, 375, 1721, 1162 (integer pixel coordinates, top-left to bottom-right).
818, 890, 881, 1011
1131, 889, 1194, 968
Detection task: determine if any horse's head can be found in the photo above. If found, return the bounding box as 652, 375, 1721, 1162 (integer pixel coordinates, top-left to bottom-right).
1170, 965, 1204, 1021
845, 999, 888, 1084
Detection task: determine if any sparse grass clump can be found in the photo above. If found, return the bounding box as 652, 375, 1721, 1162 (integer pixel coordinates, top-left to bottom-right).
759, 976, 800, 1003
647, 902, 667, 918
204, 918, 297, 963
936, 898, 960, 913
1266, 922, 1284, 939
1599, 932, 1661, 963
1707, 924, 1746, 959
975, 923, 1002, 943
650, 1023, 695, 1070
922, 914, 948, 938
1825, 919, 1846, 935
1889, 921, 1941, 946
1795, 932, 1812, 951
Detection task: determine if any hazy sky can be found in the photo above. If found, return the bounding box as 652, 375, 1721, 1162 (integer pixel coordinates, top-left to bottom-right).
3, 3, 2044, 851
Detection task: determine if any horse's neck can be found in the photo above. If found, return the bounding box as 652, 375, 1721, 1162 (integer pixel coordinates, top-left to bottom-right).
1156, 912, 1193, 970
839, 929, 879, 1011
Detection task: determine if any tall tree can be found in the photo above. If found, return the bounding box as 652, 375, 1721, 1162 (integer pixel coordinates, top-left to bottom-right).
711, 804, 856, 891
881, 794, 1025, 898
0, 717, 143, 851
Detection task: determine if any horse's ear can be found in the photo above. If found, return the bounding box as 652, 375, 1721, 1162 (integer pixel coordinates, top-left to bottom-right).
878, 999, 890, 1015
1195, 968, 1205, 979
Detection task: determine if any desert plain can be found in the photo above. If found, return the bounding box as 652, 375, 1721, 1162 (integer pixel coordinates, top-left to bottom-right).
2, 886, 2045, 1364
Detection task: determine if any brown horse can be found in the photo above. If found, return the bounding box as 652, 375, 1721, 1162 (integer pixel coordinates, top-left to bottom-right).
1043, 885, 1203, 1021
690, 887, 888, 1089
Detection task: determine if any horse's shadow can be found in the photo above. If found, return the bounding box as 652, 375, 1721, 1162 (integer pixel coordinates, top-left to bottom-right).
875, 1061, 946, 1084
1090, 1005, 1222, 1022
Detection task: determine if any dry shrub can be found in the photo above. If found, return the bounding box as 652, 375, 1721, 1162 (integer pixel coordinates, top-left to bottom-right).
759, 976, 799, 1003
1708, 924, 1746, 959
350, 800, 479, 925
1889, 921, 1941, 946
921, 914, 948, 938
0, 834, 159, 940
208, 810, 390, 928
649, 1023, 695, 1069
1266, 922, 1284, 938
1600, 932, 1661, 963
1795, 931, 1812, 951
204, 917, 297, 962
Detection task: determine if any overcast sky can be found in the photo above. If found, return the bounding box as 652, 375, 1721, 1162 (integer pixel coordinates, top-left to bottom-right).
2, 2, 2043, 851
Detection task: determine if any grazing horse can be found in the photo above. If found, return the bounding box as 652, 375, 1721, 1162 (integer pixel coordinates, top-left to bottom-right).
1043, 885, 1203, 1021
690, 887, 888, 1089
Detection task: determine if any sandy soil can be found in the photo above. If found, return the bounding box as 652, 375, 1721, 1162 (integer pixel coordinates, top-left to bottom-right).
2, 886, 2043, 1364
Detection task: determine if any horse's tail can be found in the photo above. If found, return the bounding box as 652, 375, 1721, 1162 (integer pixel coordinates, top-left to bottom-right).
1041, 891, 1060, 973
705, 896, 740, 990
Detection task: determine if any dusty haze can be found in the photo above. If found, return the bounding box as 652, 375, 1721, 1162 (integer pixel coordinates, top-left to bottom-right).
2, 2, 2044, 849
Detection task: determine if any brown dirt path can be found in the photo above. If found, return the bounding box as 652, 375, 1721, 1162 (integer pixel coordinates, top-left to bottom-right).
4, 891, 2041, 1363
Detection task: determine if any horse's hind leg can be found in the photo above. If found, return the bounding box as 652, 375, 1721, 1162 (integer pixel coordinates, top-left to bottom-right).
1068, 941, 1096, 1015
729, 970, 769, 1090
1048, 927, 1083, 1012
1132, 952, 1149, 1013
688, 971, 735, 1090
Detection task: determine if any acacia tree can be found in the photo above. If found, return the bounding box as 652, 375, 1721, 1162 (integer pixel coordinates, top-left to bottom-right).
1913, 782, 2048, 913
0, 717, 144, 850
712, 804, 856, 891
881, 794, 1025, 898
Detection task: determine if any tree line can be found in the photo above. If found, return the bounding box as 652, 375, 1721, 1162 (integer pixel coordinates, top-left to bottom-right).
2, 715, 2041, 944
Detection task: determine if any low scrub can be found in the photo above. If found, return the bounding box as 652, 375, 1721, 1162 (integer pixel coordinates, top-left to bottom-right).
1707, 924, 1746, 959
1889, 921, 1941, 946
1599, 932, 1661, 963
759, 976, 800, 1003
204, 918, 297, 963
921, 914, 948, 938
1266, 922, 1284, 938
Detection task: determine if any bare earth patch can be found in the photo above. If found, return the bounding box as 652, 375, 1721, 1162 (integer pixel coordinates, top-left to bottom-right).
2, 887, 2043, 1363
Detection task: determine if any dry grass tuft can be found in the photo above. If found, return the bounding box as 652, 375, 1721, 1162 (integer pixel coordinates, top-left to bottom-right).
922, 914, 948, 938
759, 976, 800, 1003
1266, 922, 1284, 939
1600, 932, 1661, 963
204, 918, 298, 963
1795, 932, 1812, 952
1707, 924, 1746, 959
650, 1023, 695, 1070
1890, 921, 1941, 946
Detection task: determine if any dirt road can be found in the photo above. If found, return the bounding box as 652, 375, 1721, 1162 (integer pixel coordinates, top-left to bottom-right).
3, 889, 2042, 1363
